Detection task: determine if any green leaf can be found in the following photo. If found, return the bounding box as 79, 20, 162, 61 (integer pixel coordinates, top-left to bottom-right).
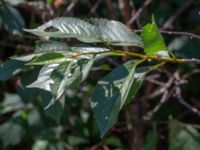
143, 131, 158, 150
46, 0, 54, 4
13, 45, 111, 63
32, 140, 66, 150
169, 120, 200, 150
0, 4, 25, 34
0, 59, 25, 81
24, 17, 143, 47
27, 57, 95, 108
49, 58, 94, 105
104, 136, 123, 147
27, 62, 62, 91
141, 16, 168, 56
27, 52, 66, 65
91, 60, 149, 137
45, 101, 64, 123
89, 18, 143, 46
0, 117, 26, 148
0, 93, 24, 115
13, 41, 69, 62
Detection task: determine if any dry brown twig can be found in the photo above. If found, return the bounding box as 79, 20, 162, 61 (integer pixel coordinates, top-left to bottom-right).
143, 69, 200, 121
162, 0, 195, 30
174, 71, 200, 117
128, 0, 152, 26
143, 72, 176, 120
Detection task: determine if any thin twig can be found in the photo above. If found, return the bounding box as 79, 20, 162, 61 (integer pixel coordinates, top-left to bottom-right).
66, 0, 78, 13
176, 87, 200, 117
111, 50, 200, 64
89, 0, 103, 15
174, 71, 200, 117
118, 0, 132, 24
128, 0, 152, 25
162, 0, 195, 29
134, 29, 200, 40
143, 74, 176, 120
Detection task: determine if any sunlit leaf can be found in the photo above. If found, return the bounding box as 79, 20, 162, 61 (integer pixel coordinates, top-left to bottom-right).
89, 18, 143, 46
49, 58, 94, 106
27, 52, 66, 65
24, 17, 143, 47
27, 62, 62, 91
141, 16, 168, 56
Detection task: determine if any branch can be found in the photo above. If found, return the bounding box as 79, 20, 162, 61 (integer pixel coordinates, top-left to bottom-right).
111, 50, 200, 64
143, 74, 176, 120
174, 71, 200, 117
176, 87, 200, 117
128, 0, 152, 25
118, 0, 132, 25
134, 29, 200, 40
89, 0, 103, 15
162, 0, 195, 29
66, 49, 200, 64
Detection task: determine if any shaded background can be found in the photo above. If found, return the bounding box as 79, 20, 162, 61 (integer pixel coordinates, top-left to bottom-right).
0, 0, 200, 149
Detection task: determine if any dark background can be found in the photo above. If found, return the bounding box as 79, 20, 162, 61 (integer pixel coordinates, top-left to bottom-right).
0, 0, 200, 149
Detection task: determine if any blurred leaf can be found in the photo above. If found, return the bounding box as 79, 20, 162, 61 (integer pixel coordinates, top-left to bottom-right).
68, 136, 89, 145
0, 59, 25, 81
35, 127, 63, 141
104, 136, 123, 147
24, 17, 143, 46
0, 3, 25, 34
45, 101, 64, 123
0, 117, 26, 148
169, 120, 200, 150
143, 131, 158, 150
46, 0, 54, 4
32, 140, 49, 150
5, 0, 25, 6
0, 93, 24, 115
32, 140, 66, 150
141, 16, 168, 56
168, 36, 200, 59
91, 60, 148, 137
